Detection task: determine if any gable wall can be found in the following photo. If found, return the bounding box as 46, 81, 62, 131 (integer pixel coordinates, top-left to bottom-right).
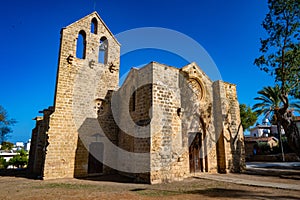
42, 12, 120, 179
180, 63, 218, 172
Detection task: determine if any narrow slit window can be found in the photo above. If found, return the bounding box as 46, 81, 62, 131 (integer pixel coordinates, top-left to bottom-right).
99, 36, 108, 64
132, 91, 136, 111
91, 18, 98, 34
76, 30, 86, 59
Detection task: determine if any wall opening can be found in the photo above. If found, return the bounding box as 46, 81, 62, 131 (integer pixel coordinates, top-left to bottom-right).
98, 36, 108, 64
76, 30, 86, 59
189, 132, 204, 173
88, 142, 104, 174
91, 18, 98, 34
131, 91, 136, 111
216, 131, 227, 173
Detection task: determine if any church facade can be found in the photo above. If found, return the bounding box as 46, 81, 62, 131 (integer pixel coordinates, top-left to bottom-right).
28, 12, 245, 184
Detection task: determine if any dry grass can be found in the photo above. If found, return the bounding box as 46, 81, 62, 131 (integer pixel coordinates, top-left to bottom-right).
0, 171, 300, 200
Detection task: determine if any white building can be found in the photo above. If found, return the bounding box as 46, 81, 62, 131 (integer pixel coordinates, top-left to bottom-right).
15, 142, 24, 149
249, 118, 284, 138
0, 151, 18, 162
24, 139, 31, 152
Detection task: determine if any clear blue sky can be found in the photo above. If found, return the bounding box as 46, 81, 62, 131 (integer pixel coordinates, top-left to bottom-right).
0, 0, 274, 143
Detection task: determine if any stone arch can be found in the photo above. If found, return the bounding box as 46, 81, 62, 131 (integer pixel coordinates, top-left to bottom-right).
187, 77, 205, 101
188, 115, 209, 173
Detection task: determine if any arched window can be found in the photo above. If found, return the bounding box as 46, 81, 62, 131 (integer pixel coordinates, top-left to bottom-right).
91, 18, 98, 34
99, 36, 108, 64
76, 30, 86, 59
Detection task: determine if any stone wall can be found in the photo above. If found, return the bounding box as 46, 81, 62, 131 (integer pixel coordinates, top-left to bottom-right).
213, 81, 245, 173
223, 82, 245, 172
116, 64, 153, 182
28, 107, 53, 177
150, 62, 188, 184
180, 63, 218, 173
28, 117, 43, 176
42, 12, 120, 179
29, 11, 245, 183
212, 80, 227, 173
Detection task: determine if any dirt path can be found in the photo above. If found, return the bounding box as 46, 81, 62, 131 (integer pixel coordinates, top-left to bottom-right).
0, 173, 300, 200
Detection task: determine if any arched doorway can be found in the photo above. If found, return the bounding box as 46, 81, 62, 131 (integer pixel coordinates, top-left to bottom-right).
189, 132, 204, 173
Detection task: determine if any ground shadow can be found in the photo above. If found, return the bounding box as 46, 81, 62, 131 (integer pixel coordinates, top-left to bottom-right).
130, 187, 300, 199
186, 188, 300, 199
0, 168, 39, 179
78, 174, 140, 184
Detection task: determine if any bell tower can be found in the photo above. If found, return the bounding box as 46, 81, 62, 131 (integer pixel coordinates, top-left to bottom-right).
42, 12, 120, 179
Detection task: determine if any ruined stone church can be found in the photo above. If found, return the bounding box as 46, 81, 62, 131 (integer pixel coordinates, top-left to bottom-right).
28, 12, 245, 184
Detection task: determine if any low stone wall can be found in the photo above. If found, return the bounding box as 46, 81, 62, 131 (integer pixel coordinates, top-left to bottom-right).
248, 153, 300, 162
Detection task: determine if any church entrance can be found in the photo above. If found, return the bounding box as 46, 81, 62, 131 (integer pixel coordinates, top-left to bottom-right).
88, 142, 104, 174
189, 132, 209, 173
189, 132, 203, 173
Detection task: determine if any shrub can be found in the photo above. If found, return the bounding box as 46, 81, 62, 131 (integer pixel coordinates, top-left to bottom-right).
9, 150, 28, 168
257, 142, 270, 154
0, 156, 8, 169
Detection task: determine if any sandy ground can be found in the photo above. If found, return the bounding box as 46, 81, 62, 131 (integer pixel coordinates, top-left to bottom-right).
0, 172, 299, 200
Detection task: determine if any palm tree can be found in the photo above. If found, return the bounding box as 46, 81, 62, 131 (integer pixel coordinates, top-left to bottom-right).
253, 85, 282, 118
253, 85, 300, 161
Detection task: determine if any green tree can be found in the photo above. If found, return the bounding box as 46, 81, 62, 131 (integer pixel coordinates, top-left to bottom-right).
0, 156, 8, 169
1, 141, 14, 150
254, 0, 300, 157
253, 85, 285, 159
239, 104, 257, 131
0, 105, 16, 144
257, 141, 271, 155
253, 85, 299, 160
253, 85, 281, 117
253, 85, 299, 122
9, 149, 28, 168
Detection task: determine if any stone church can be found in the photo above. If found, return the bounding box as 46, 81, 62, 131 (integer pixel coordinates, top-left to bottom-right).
28, 12, 245, 184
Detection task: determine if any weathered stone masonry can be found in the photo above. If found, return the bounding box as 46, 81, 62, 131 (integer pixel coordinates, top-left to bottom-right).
28, 12, 245, 184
